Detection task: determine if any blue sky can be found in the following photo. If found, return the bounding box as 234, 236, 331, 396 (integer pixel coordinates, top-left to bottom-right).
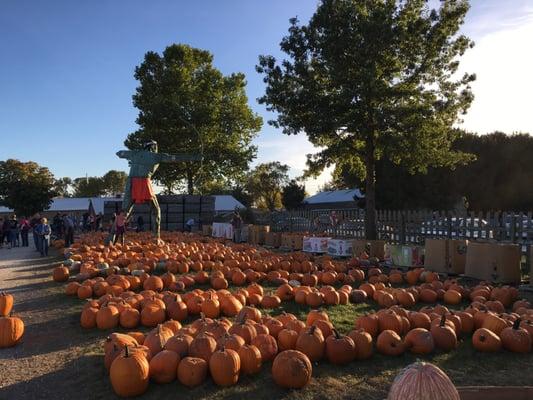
1, 0, 532, 194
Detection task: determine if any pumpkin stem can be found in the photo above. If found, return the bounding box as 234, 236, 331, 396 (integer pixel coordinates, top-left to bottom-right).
513, 318, 522, 330
309, 325, 316, 334
479, 334, 486, 342
332, 329, 340, 339
124, 345, 129, 358
439, 315, 446, 327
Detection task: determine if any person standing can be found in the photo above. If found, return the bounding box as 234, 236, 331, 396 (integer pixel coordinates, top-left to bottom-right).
185, 218, 195, 233
95, 213, 103, 232
114, 210, 127, 246
231, 211, 243, 243
30, 213, 41, 252
63, 214, 75, 248
8, 215, 19, 249
0, 217, 4, 248
2, 218, 10, 248
36, 217, 51, 256
20, 216, 30, 247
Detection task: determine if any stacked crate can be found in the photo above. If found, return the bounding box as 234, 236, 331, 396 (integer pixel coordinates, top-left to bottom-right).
103, 195, 215, 231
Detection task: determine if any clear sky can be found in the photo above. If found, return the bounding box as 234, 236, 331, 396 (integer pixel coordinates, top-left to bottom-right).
1, 0, 532, 194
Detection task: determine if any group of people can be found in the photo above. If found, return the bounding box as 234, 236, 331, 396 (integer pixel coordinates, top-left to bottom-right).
0, 214, 52, 256
0, 215, 30, 248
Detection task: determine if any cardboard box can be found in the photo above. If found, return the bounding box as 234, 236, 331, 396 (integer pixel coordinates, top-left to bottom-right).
265, 232, 282, 248
327, 239, 354, 257
352, 240, 386, 260
465, 242, 521, 283
202, 224, 212, 236
303, 236, 331, 253
387, 244, 424, 267
292, 235, 303, 250
425, 239, 468, 274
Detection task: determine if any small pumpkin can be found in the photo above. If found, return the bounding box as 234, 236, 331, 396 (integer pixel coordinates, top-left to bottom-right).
295, 325, 325, 362
325, 329, 355, 365
272, 350, 312, 389
430, 315, 457, 352
404, 328, 434, 355
189, 332, 217, 362
238, 344, 262, 375
149, 350, 180, 384
177, 357, 208, 387
472, 328, 502, 352
164, 333, 193, 358
500, 318, 532, 353
376, 330, 404, 356
0, 315, 24, 348
348, 329, 373, 360
251, 333, 278, 362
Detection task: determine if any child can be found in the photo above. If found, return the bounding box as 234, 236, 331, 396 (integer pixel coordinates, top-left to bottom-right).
114, 211, 127, 246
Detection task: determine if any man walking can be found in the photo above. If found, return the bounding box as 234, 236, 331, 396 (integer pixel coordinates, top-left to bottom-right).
63, 214, 75, 248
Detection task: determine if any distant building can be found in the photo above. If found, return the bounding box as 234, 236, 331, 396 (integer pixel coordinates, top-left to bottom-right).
303, 189, 364, 210
0, 194, 245, 217
214, 195, 245, 213
0, 197, 121, 218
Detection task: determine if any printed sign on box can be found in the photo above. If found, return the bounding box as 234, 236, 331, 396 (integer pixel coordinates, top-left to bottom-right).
303, 236, 331, 253
327, 239, 353, 257
387, 244, 424, 267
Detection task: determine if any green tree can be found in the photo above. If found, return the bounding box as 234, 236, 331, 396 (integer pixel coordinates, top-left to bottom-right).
257, 0, 475, 238
102, 170, 128, 195
72, 177, 106, 197
246, 162, 289, 211
125, 44, 263, 194
0, 159, 56, 216
53, 177, 72, 197
282, 180, 306, 210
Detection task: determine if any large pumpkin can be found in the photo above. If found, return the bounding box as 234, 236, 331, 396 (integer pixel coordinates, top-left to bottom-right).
238, 344, 262, 375
272, 350, 312, 389
387, 362, 459, 400
404, 328, 434, 355
209, 348, 241, 387
109, 346, 149, 397
0, 315, 24, 348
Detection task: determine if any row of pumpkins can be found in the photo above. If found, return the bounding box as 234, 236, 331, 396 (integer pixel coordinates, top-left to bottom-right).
104, 307, 465, 397
0, 293, 24, 348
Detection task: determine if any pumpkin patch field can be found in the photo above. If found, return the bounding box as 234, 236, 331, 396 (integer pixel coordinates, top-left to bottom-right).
1, 232, 532, 400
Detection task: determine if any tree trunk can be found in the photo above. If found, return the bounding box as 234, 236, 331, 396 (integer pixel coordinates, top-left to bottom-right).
187, 169, 194, 195
365, 137, 377, 240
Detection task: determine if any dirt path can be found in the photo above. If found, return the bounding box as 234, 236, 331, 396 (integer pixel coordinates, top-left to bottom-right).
0, 245, 107, 400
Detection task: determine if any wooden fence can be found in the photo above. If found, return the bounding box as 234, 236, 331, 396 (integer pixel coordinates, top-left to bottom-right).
257, 208, 533, 275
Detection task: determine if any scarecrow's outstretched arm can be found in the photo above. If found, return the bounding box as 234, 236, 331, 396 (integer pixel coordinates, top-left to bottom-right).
158, 152, 203, 162
116, 150, 133, 159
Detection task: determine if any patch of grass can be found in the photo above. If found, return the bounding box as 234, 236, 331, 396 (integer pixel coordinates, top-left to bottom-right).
27, 266, 533, 400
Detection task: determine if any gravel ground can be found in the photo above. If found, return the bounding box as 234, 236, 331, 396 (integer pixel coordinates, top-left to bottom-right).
0, 244, 107, 400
